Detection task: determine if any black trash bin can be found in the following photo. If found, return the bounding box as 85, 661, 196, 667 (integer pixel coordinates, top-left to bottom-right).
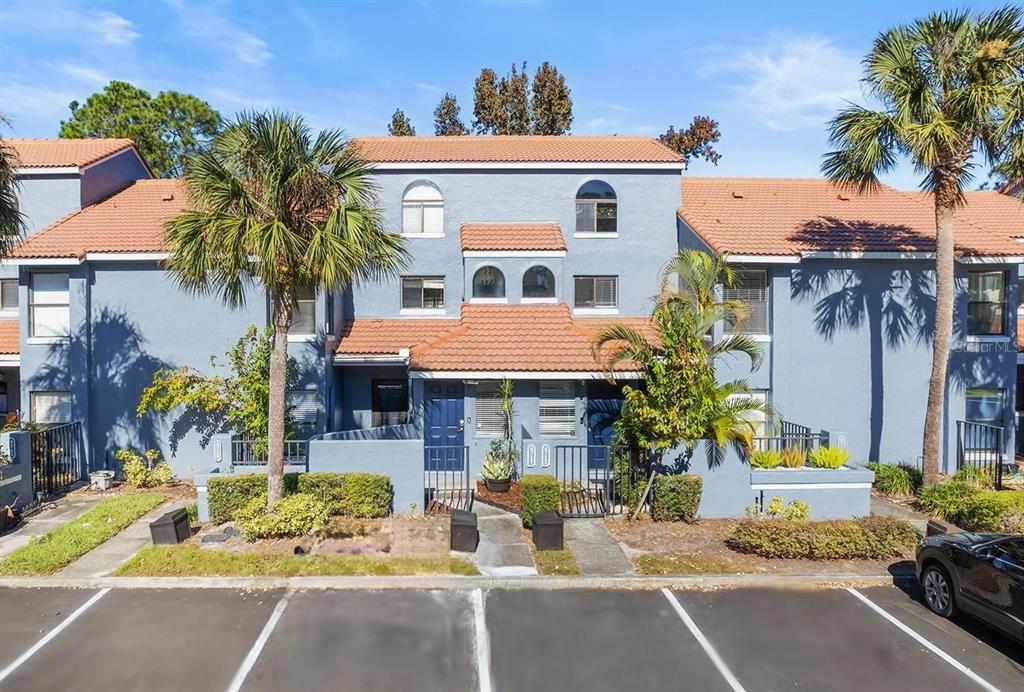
150, 508, 191, 545
450, 509, 479, 552
532, 510, 563, 550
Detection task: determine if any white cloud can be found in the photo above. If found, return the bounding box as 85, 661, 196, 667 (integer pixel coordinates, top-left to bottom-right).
90, 10, 139, 45
165, 1, 273, 67
702, 35, 862, 131
1, 2, 139, 46
416, 82, 445, 95
0, 80, 78, 128
52, 62, 111, 85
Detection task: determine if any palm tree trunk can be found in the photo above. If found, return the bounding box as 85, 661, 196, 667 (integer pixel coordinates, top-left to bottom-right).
267, 292, 293, 508
921, 180, 956, 486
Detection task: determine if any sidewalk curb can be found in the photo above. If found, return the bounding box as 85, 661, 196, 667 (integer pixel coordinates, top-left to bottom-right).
0, 572, 916, 591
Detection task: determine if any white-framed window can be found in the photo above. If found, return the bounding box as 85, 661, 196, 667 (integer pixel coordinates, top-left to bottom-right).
402, 182, 444, 235
288, 285, 316, 336
475, 381, 503, 436
724, 270, 769, 335
966, 388, 1004, 425
472, 266, 506, 300
522, 266, 555, 300
967, 270, 1006, 336
401, 276, 445, 310
30, 391, 72, 424
539, 381, 575, 436
0, 279, 18, 314
574, 276, 618, 309
729, 390, 768, 445
287, 389, 318, 435
575, 180, 617, 235
29, 272, 70, 338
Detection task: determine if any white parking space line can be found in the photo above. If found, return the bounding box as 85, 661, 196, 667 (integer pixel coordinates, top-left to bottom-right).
0, 587, 111, 684
472, 588, 493, 692
661, 588, 746, 692
227, 588, 295, 692
846, 588, 1001, 692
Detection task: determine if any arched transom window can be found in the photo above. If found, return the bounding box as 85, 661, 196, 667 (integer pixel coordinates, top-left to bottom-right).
402, 182, 444, 234
473, 266, 506, 299
575, 180, 617, 234
523, 266, 555, 299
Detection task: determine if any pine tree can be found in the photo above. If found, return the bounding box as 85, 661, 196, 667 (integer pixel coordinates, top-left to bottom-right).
434, 93, 469, 136
659, 116, 722, 165
530, 62, 573, 135
387, 109, 415, 136
472, 68, 503, 134
499, 63, 531, 135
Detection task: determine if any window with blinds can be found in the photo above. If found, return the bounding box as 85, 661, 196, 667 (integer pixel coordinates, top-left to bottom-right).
29, 272, 70, 338
574, 276, 618, 309
288, 389, 318, 434
0, 279, 17, 313
288, 285, 316, 336
402, 182, 444, 234
402, 277, 445, 310
539, 381, 575, 436
31, 391, 72, 424
476, 381, 504, 435
724, 270, 769, 335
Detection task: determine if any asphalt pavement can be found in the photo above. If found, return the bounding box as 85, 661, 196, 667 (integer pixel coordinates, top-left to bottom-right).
0, 584, 1020, 692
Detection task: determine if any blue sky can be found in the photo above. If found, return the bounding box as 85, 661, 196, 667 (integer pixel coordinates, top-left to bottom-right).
0, 0, 1006, 189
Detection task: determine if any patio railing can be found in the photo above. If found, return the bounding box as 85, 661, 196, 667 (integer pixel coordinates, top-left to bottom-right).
424, 445, 472, 514
956, 420, 1003, 490
30, 421, 85, 497
752, 429, 830, 453
231, 438, 308, 467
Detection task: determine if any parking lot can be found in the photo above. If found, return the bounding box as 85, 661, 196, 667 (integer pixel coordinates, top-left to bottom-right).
0, 584, 1020, 692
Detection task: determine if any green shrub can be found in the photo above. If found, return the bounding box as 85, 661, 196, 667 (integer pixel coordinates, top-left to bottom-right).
780, 447, 806, 469
958, 491, 1024, 532
750, 450, 782, 469
235, 493, 330, 541
866, 462, 923, 496
297, 472, 392, 518
185, 502, 198, 523
728, 516, 918, 559
652, 474, 702, 522
117, 449, 173, 488
917, 479, 977, 521
807, 446, 850, 469
521, 475, 561, 527
953, 465, 996, 490
206, 473, 300, 524
766, 496, 810, 520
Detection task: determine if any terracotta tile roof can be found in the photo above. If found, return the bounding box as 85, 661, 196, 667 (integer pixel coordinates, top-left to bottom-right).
679, 178, 1023, 257
336, 303, 653, 372
10, 179, 186, 259
352, 136, 682, 164
336, 318, 460, 356
460, 223, 566, 252
8, 138, 136, 168
959, 191, 1024, 240
0, 322, 18, 355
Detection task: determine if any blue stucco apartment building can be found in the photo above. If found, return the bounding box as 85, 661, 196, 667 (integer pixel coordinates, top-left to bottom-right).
5, 137, 1023, 491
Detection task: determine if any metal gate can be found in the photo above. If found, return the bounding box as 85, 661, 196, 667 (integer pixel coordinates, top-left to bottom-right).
553, 445, 615, 517
31, 421, 84, 497
956, 420, 1004, 490
424, 445, 473, 514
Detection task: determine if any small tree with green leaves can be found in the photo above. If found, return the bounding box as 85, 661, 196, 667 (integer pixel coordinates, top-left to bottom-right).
434, 93, 469, 136
531, 62, 573, 135
387, 109, 415, 136
659, 116, 722, 166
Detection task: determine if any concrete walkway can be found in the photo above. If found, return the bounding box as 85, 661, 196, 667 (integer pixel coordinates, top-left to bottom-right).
564, 519, 635, 576
0, 496, 106, 559
59, 499, 185, 578
870, 495, 929, 535
473, 503, 537, 576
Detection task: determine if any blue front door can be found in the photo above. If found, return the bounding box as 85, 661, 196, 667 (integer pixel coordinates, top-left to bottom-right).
587, 393, 623, 469
425, 382, 465, 471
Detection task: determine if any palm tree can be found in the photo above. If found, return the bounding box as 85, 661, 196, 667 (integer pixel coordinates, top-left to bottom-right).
164, 111, 407, 507
821, 7, 1024, 485
0, 114, 25, 256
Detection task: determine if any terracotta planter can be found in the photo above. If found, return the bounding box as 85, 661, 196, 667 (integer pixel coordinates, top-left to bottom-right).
485, 478, 512, 493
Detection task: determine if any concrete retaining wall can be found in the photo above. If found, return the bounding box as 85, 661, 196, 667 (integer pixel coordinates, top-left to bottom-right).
0, 431, 33, 512
308, 439, 423, 514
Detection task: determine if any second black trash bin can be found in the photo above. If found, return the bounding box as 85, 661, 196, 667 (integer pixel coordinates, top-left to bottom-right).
532, 510, 563, 550
450, 509, 479, 552
149, 508, 191, 545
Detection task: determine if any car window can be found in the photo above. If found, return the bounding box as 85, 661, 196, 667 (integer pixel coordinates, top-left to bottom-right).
993, 539, 1024, 567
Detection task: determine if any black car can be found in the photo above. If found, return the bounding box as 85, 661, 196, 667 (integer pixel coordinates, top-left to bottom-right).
916, 532, 1024, 642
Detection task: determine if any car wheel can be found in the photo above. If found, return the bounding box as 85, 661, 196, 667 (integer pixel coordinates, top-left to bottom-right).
922, 564, 957, 618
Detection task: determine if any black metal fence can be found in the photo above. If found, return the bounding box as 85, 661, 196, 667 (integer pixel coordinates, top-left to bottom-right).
30, 421, 84, 497
231, 438, 308, 467
752, 430, 830, 453
424, 445, 472, 514
956, 420, 1004, 490
552, 445, 620, 517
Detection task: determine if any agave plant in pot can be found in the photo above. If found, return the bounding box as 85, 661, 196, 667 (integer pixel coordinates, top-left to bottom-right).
481, 379, 518, 492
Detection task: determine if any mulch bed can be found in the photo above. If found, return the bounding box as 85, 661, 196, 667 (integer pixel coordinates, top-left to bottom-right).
474, 481, 522, 513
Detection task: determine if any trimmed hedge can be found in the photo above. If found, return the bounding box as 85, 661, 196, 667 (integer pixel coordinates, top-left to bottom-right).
235, 493, 331, 540
728, 516, 919, 560
521, 475, 561, 528
297, 472, 392, 518
206, 473, 300, 524
652, 474, 702, 522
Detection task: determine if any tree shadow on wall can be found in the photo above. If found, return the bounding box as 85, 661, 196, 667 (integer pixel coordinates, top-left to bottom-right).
789, 219, 936, 462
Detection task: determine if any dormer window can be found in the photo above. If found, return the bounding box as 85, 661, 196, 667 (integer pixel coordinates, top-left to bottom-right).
472, 267, 506, 300
523, 266, 555, 301
575, 180, 617, 235
402, 182, 444, 235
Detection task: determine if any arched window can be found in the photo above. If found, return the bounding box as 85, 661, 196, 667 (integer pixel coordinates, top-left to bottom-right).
575, 180, 617, 234
472, 267, 506, 299
523, 266, 555, 299
402, 182, 443, 234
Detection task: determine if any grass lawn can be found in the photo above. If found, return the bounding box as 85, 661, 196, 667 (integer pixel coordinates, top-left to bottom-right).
633, 552, 747, 576
115, 545, 479, 577
532, 547, 582, 576
0, 492, 166, 576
